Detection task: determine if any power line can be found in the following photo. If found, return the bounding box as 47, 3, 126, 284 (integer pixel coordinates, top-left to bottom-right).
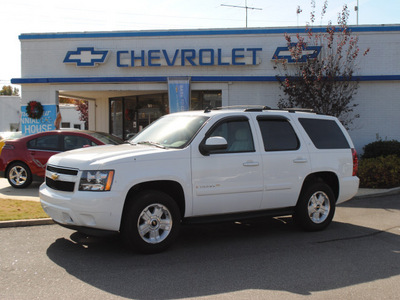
221, 0, 262, 27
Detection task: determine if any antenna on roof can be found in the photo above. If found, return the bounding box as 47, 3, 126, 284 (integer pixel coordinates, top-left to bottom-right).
221, 0, 262, 28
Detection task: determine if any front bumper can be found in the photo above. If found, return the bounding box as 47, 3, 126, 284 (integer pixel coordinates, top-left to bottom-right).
39, 183, 124, 232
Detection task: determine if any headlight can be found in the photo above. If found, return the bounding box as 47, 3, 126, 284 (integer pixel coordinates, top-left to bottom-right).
79, 170, 114, 191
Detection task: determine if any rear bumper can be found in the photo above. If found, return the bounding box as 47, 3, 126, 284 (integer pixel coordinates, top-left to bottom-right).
337, 176, 360, 204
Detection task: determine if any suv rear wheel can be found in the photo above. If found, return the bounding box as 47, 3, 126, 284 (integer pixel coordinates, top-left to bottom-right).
122, 190, 181, 254
294, 182, 335, 231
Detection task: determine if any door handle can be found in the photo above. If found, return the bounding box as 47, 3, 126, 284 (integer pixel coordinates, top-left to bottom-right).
243, 161, 259, 167
293, 158, 308, 163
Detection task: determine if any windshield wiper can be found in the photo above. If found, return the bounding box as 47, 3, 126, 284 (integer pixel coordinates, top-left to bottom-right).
136, 141, 166, 149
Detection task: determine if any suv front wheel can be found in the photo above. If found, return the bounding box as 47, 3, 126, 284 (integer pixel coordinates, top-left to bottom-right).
294, 182, 336, 231
122, 190, 181, 254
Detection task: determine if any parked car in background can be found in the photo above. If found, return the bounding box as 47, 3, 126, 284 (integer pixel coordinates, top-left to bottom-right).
0, 132, 23, 156
0, 130, 124, 188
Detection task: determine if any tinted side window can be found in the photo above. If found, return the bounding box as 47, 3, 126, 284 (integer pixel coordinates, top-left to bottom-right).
27, 135, 60, 151
209, 119, 255, 153
299, 118, 350, 149
63, 135, 96, 151
258, 119, 299, 151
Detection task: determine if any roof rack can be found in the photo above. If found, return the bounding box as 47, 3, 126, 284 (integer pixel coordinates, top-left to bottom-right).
203, 106, 315, 113
282, 108, 315, 113
214, 105, 272, 111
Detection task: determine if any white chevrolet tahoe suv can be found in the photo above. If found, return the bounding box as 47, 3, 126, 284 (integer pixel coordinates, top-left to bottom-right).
40, 107, 359, 253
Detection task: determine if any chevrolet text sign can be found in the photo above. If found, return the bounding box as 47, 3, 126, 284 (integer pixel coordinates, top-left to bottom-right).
64, 47, 262, 67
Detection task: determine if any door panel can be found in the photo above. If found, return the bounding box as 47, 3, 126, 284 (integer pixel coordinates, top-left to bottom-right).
27, 134, 61, 177
256, 117, 311, 209
191, 117, 263, 216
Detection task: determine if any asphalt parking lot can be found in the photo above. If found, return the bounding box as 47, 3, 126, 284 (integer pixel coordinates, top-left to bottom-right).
0, 192, 399, 299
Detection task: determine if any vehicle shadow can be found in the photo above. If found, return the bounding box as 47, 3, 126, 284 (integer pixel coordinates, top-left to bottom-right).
46, 212, 400, 299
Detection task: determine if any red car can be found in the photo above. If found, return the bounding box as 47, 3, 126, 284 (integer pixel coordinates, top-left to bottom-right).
0, 130, 124, 188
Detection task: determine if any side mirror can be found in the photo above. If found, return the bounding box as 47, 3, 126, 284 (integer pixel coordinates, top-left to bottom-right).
199, 136, 228, 155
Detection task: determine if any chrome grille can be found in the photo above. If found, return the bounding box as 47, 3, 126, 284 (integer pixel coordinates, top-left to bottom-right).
46, 165, 79, 192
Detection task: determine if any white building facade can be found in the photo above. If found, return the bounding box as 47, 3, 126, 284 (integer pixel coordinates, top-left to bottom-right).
0, 96, 21, 132
12, 25, 400, 153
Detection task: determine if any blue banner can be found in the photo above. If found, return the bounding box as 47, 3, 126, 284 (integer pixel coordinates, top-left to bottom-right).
21, 104, 58, 135
168, 77, 190, 113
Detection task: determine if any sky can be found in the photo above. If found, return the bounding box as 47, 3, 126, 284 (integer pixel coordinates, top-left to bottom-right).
1, 0, 399, 87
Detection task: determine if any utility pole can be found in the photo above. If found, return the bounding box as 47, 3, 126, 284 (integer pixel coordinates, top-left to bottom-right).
221, 0, 262, 28
355, 0, 359, 25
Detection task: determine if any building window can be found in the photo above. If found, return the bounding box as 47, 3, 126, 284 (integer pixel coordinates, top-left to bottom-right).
109, 90, 222, 140
110, 94, 167, 140
61, 122, 70, 128
191, 90, 222, 110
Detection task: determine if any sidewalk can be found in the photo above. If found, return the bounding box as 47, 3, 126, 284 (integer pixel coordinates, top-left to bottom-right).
0, 178, 41, 201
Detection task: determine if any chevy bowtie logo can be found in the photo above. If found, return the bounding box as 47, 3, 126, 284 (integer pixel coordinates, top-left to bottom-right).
51, 173, 60, 181
63, 47, 109, 67
272, 43, 322, 63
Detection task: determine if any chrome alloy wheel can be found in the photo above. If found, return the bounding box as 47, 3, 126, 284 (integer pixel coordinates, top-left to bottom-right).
137, 203, 173, 244
9, 165, 28, 186
307, 191, 330, 224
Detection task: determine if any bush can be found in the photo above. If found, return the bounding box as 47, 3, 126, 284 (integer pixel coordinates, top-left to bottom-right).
358, 155, 400, 188
362, 140, 400, 159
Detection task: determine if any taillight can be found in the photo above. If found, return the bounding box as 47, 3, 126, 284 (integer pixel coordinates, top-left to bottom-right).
351, 148, 358, 176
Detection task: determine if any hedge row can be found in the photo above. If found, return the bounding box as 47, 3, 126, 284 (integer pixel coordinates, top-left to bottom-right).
361, 140, 400, 159
358, 139, 400, 188
358, 155, 400, 188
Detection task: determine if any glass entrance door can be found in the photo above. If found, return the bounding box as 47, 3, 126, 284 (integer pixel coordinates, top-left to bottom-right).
110, 94, 167, 140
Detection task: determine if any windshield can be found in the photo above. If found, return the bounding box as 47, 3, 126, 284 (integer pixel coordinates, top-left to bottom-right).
129, 114, 209, 149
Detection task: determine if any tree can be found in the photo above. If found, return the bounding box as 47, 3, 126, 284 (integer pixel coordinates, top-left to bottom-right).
273, 1, 369, 128
0, 85, 19, 96
76, 100, 89, 130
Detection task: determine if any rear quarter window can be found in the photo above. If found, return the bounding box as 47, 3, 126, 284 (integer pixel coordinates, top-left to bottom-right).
299, 118, 350, 149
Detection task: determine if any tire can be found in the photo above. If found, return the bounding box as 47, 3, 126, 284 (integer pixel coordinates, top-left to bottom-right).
7, 162, 33, 189
122, 190, 181, 254
294, 182, 336, 231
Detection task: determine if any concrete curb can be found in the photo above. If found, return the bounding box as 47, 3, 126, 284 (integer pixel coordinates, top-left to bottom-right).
0, 218, 54, 228
353, 187, 400, 199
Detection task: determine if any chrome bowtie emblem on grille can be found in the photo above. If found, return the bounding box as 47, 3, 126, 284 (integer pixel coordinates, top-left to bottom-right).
51, 173, 60, 181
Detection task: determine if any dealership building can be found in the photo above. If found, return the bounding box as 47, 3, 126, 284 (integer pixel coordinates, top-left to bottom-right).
11, 25, 400, 153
